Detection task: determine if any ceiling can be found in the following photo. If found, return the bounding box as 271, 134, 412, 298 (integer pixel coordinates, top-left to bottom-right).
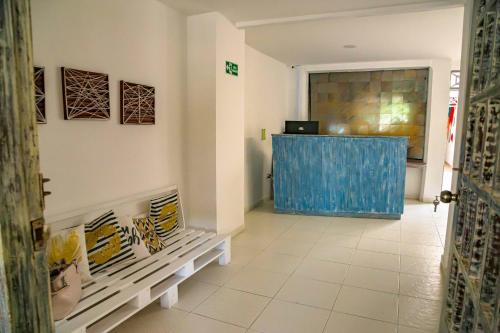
161, 0, 462, 23
246, 7, 464, 65
161, 0, 465, 66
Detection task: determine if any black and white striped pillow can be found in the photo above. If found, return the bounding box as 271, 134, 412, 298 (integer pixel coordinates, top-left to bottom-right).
149, 191, 180, 241
85, 210, 135, 275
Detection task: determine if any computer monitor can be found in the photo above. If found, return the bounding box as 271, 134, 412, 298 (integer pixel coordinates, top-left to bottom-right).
284, 121, 319, 135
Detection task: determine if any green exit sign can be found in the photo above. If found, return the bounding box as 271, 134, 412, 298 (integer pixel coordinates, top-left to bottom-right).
225, 61, 238, 76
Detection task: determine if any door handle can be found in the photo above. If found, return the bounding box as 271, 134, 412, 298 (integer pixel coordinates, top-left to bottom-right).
30, 174, 51, 250
432, 190, 459, 212
439, 190, 459, 203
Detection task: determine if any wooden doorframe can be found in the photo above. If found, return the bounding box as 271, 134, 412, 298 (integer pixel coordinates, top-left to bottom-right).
0, 0, 53, 332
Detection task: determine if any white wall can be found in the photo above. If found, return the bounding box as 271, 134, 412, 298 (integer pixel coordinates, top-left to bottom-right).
185, 13, 217, 231
405, 167, 423, 200
186, 12, 245, 234
296, 59, 452, 202
215, 15, 246, 234
32, 0, 186, 218
244, 46, 294, 211
420, 59, 452, 201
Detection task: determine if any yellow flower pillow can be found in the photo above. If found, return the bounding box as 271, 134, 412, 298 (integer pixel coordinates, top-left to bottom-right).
47, 224, 91, 282
149, 191, 180, 242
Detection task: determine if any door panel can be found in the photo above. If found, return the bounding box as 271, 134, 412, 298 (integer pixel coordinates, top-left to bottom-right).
0, 0, 53, 331
441, 1, 500, 332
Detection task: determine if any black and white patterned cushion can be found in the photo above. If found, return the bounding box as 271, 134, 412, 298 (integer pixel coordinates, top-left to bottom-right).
149, 191, 180, 241
85, 210, 134, 275
132, 217, 167, 255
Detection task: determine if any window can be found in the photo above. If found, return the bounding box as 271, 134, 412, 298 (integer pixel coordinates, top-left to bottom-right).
309, 69, 429, 160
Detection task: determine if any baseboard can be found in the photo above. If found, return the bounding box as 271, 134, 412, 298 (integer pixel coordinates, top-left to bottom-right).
274, 209, 401, 220
230, 224, 245, 237
245, 199, 264, 213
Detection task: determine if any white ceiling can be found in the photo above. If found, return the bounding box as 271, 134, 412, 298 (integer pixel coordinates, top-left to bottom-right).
161, 0, 464, 66
161, 0, 461, 23
246, 7, 464, 65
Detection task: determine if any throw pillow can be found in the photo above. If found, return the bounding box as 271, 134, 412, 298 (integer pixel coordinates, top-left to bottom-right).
85, 210, 134, 275
118, 215, 150, 261
132, 217, 167, 255
47, 224, 92, 282
149, 191, 180, 242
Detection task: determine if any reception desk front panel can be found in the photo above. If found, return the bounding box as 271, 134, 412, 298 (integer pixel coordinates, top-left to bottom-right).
272, 134, 407, 219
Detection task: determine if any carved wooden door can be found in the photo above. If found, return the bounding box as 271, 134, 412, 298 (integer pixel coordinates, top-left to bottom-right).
440, 0, 500, 332
0, 0, 53, 331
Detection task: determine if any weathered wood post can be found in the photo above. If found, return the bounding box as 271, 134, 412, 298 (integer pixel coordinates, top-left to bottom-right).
0, 0, 53, 331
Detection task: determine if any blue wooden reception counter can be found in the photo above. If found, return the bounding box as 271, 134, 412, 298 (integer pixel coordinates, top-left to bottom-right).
272, 134, 407, 219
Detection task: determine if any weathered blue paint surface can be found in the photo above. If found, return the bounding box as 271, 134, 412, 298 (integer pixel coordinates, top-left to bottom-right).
272, 134, 407, 219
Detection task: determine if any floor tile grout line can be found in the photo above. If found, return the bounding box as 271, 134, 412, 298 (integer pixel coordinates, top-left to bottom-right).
321, 266, 351, 333
322, 221, 358, 332
155, 303, 250, 332
230, 215, 302, 331
190, 264, 272, 330
291, 216, 349, 332
179, 281, 221, 314
238, 214, 442, 319
178, 204, 445, 333
433, 216, 447, 247
320, 303, 335, 333
397, 246, 401, 326
329, 308, 401, 326
204, 249, 441, 286
189, 311, 252, 330
245, 217, 333, 332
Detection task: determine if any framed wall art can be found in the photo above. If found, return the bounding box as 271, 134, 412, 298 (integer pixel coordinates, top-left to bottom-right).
34, 66, 46, 124
120, 80, 155, 125
61, 67, 110, 120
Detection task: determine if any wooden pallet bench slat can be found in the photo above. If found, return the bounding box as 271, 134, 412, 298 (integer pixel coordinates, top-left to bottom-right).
79, 229, 205, 299
47, 186, 231, 333
62, 231, 212, 321
87, 248, 225, 333
55, 231, 229, 333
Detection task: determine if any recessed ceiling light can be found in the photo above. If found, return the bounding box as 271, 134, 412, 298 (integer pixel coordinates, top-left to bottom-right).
343, 44, 357, 49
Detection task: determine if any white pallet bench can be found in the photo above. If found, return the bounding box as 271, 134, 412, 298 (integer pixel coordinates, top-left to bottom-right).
54, 228, 231, 333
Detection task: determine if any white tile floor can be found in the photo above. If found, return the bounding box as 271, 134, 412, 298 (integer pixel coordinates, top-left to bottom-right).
113, 200, 449, 333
